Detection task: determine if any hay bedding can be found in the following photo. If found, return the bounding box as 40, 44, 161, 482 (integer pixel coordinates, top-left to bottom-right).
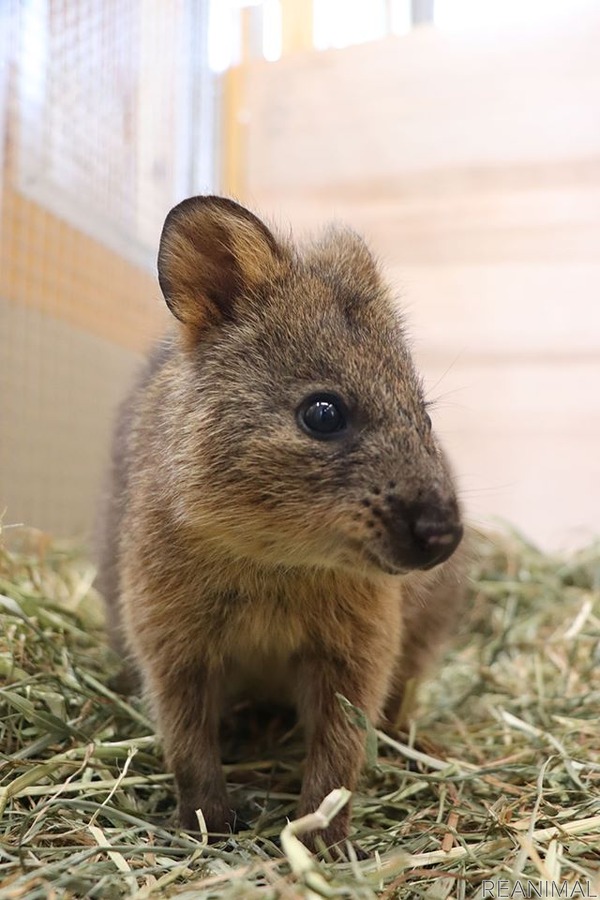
0, 527, 598, 898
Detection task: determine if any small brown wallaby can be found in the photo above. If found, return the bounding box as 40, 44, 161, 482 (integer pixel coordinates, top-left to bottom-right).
96, 195, 466, 854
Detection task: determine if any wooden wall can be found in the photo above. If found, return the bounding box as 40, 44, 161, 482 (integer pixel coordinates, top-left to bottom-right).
222, 9, 600, 548
2, 1, 599, 547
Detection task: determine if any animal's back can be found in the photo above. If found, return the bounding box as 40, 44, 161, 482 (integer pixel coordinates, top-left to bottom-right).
95, 339, 175, 667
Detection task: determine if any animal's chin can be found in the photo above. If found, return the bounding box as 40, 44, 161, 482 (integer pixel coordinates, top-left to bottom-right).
363, 550, 407, 576
334, 540, 408, 577
361, 541, 459, 576
364, 547, 456, 576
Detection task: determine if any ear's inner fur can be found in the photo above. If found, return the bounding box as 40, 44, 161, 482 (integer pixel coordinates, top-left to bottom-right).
157, 195, 285, 330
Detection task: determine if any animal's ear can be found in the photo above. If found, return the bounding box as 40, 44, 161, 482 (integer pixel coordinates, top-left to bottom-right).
157, 195, 286, 329
307, 227, 382, 293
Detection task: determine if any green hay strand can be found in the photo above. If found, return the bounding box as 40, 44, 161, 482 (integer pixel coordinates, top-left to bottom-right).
1, 527, 599, 898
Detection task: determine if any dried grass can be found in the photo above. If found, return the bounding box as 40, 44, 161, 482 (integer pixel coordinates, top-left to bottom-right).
0, 526, 598, 898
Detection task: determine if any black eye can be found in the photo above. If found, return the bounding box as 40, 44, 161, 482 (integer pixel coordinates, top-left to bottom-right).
298, 393, 347, 440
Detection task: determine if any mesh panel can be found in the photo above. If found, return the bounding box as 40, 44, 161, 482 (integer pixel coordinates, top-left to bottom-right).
1, 0, 213, 538
17, 0, 200, 266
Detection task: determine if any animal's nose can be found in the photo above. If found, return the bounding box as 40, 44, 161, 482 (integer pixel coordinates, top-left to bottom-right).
408, 505, 463, 569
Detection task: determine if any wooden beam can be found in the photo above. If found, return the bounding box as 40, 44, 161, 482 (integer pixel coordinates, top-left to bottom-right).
220, 63, 247, 199
281, 0, 313, 54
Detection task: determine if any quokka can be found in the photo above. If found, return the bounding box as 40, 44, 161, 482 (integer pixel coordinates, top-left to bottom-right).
96, 195, 466, 853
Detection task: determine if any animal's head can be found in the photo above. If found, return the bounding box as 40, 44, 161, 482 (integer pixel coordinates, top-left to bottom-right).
157, 195, 462, 576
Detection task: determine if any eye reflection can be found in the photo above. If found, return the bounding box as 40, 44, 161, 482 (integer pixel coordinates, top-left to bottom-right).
298, 393, 348, 440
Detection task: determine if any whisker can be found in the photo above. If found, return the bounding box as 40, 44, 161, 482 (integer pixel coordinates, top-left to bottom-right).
424, 349, 466, 398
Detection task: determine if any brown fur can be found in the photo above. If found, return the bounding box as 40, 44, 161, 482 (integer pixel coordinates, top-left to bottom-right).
96, 195, 467, 853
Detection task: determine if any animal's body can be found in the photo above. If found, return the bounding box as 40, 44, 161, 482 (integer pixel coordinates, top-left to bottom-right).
96, 195, 466, 853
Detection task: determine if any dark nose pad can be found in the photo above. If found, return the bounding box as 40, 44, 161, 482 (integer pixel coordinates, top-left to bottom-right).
409, 507, 463, 569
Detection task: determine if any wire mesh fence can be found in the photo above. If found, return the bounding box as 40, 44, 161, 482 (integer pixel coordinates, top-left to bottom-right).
1, 0, 214, 538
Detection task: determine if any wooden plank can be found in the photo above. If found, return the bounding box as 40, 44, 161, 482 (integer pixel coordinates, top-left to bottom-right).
235, 11, 600, 360
221, 64, 248, 198
389, 262, 600, 356
416, 359, 600, 550
254, 174, 600, 267
281, 0, 313, 54
242, 16, 600, 192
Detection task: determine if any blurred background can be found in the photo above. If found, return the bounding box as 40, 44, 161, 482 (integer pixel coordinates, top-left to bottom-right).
1, 0, 599, 550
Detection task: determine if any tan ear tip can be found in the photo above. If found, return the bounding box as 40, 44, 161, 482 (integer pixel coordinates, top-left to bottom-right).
162, 194, 255, 229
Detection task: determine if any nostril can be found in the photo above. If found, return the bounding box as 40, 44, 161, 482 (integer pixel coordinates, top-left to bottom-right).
409, 511, 463, 567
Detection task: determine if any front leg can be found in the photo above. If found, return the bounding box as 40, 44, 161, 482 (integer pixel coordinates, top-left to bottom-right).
296, 648, 394, 854
384, 550, 467, 730
147, 661, 235, 837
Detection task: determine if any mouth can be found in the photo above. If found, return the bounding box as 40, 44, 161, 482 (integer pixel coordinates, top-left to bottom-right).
363, 532, 462, 576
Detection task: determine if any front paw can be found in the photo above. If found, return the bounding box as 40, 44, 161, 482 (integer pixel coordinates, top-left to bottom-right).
295, 803, 367, 860
179, 799, 238, 840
